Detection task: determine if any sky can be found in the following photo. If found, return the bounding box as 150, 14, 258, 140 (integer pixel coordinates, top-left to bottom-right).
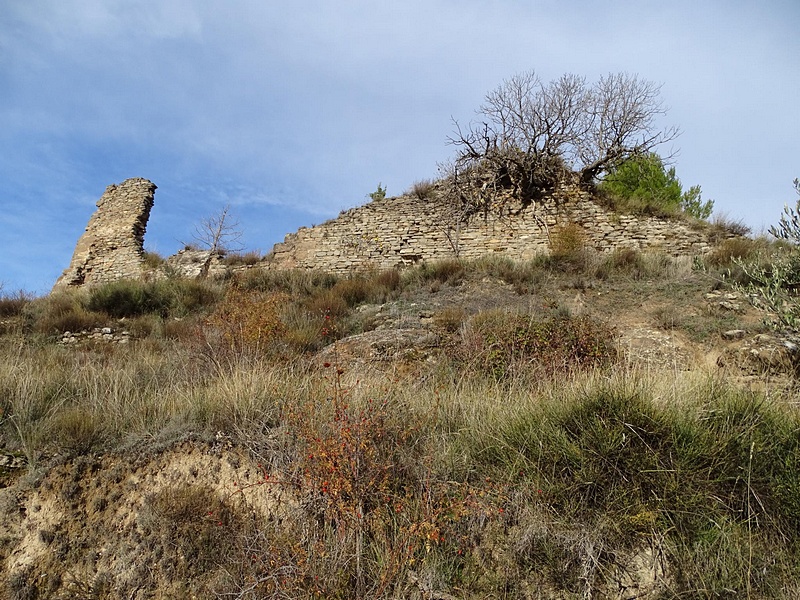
1, 0, 798, 294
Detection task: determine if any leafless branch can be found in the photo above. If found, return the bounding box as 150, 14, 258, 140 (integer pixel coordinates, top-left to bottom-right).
192, 204, 244, 278
446, 70, 680, 217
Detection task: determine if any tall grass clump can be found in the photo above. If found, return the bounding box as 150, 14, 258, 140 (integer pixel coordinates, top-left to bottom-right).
437, 370, 800, 597
594, 247, 648, 279
407, 259, 466, 286
24, 289, 106, 334
87, 278, 222, 318
221, 249, 263, 266
407, 178, 437, 200
0, 290, 33, 317
455, 308, 617, 381
472, 255, 545, 292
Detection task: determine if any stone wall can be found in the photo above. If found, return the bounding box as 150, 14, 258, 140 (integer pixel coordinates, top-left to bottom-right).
53, 178, 156, 290
54, 179, 727, 289
266, 184, 720, 273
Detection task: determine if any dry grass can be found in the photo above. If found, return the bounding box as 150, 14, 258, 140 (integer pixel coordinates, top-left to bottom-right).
408, 178, 437, 200
3, 258, 800, 597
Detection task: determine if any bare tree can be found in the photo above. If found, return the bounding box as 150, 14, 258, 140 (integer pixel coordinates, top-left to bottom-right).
578, 73, 680, 183
192, 204, 243, 278
446, 70, 680, 216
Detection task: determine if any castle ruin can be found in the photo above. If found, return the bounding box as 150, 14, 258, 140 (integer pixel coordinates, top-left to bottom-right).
266, 183, 721, 273
53, 178, 156, 290
54, 178, 727, 289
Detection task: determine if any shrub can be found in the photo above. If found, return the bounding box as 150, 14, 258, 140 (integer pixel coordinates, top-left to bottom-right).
473, 255, 544, 292
142, 250, 165, 270
459, 309, 617, 380
165, 278, 222, 315
0, 290, 33, 317
594, 247, 646, 279
238, 268, 338, 296
373, 268, 402, 293
221, 250, 263, 266
143, 485, 244, 579
434, 306, 467, 333
25, 290, 106, 334
87, 280, 154, 317
87, 279, 221, 319
653, 305, 684, 330
304, 289, 350, 320
368, 183, 387, 202
331, 278, 374, 306
417, 259, 466, 284
204, 288, 288, 357
409, 179, 436, 200
730, 180, 800, 332
706, 237, 765, 269
548, 223, 590, 272
707, 213, 753, 243
600, 153, 714, 219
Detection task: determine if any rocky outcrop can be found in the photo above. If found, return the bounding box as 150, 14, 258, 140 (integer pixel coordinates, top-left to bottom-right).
53, 178, 156, 290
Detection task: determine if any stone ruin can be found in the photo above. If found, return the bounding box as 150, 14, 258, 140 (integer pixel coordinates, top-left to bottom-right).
266, 183, 730, 274
53, 178, 156, 290
54, 177, 733, 289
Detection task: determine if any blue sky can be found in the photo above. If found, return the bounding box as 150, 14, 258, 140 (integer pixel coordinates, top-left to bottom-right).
1, 0, 798, 293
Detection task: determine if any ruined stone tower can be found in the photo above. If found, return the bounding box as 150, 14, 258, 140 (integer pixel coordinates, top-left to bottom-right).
53, 178, 156, 290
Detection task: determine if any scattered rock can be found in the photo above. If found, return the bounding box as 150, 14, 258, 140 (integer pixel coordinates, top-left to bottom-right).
0, 453, 26, 469
57, 328, 132, 346
734, 331, 800, 375
722, 329, 747, 340
315, 328, 440, 374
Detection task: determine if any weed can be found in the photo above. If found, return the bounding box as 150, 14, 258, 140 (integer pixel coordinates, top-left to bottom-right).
0, 290, 33, 318
416, 259, 466, 285
204, 287, 287, 358
458, 308, 617, 380
221, 250, 263, 266
409, 179, 436, 200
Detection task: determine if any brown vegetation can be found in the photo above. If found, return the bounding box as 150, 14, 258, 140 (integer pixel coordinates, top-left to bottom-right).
2, 244, 800, 598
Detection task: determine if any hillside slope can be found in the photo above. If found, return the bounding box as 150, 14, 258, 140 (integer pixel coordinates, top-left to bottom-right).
2, 249, 800, 599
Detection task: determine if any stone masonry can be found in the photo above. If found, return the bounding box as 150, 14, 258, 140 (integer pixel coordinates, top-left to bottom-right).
53, 178, 156, 289
266, 183, 724, 273
54, 179, 729, 289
